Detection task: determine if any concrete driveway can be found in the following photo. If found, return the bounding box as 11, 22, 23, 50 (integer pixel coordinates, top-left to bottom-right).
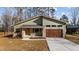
47, 38, 79, 51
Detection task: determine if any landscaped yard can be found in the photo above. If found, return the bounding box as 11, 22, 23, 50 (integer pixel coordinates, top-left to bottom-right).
65, 34, 79, 44
0, 32, 49, 51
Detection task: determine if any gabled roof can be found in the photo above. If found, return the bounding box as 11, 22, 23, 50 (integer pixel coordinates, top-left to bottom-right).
14, 16, 66, 26
42, 16, 66, 25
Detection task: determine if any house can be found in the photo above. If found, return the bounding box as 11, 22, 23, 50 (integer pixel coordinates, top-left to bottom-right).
14, 16, 66, 39
67, 25, 79, 34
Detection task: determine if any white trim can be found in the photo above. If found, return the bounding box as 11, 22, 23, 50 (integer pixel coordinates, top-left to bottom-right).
46, 27, 63, 29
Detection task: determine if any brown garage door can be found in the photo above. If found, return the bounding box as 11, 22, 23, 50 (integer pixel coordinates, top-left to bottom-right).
46, 29, 63, 37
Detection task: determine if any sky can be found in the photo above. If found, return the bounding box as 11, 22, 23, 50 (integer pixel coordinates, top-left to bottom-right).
0, 7, 71, 19
0, 7, 5, 15
55, 7, 71, 19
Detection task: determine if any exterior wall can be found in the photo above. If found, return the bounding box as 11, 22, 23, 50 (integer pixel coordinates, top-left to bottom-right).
43, 18, 62, 25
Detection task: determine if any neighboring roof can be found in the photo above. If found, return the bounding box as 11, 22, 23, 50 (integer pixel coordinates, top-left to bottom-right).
67, 25, 79, 29
14, 16, 66, 26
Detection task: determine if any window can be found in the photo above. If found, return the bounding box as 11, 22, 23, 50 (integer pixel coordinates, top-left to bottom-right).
58, 25, 62, 27
52, 25, 56, 27
16, 28, 21, 33
46, 25, 50, 27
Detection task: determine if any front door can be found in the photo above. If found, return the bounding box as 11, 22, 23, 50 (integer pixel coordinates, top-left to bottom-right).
32, 28, 42, 36
24, 28, 32, 35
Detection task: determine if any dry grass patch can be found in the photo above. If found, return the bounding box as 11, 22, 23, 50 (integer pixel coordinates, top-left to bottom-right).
0, 32, 49, 51
0, 39, 49, 51
65, 35, 79, 44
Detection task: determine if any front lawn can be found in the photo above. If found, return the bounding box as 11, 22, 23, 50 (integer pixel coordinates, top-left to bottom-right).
0, 32, 49, 51
0, 39, 49, 51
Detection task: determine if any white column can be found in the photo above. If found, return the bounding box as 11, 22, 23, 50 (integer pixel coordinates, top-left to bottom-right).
43, 27, 46, 37
63, 25, 66, 38
22, 30, 26, 38
13, 27, 16, 38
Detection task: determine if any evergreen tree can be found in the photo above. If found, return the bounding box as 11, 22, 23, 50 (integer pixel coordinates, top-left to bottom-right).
60, 14, 69, 24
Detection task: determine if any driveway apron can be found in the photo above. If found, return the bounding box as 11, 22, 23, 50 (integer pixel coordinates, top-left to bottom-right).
47, 38, 79, 51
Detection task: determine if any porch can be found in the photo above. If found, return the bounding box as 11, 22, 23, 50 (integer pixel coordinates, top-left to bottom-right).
21, 25, 45, 39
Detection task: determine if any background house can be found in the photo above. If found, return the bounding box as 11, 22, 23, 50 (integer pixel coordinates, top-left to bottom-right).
66, 24, 79, 34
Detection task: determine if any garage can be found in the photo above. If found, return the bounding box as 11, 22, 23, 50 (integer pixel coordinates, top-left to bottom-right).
46, 29, 63, 37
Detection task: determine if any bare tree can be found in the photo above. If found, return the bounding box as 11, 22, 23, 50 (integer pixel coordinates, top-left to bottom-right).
70, 7, 79, 25
36, 7, 50, 16
49, 7, 55, 18
23, 7, 29, 19
2, 8, 13, 33
26, 7, 32, 18
15, 7, 25, 22
22, 7, 32, 20
77, 17, 79, 25
23, 7, 55, 19
37, 7, 45, 16
30, 7, 55, 17
31, 7, 38, 16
